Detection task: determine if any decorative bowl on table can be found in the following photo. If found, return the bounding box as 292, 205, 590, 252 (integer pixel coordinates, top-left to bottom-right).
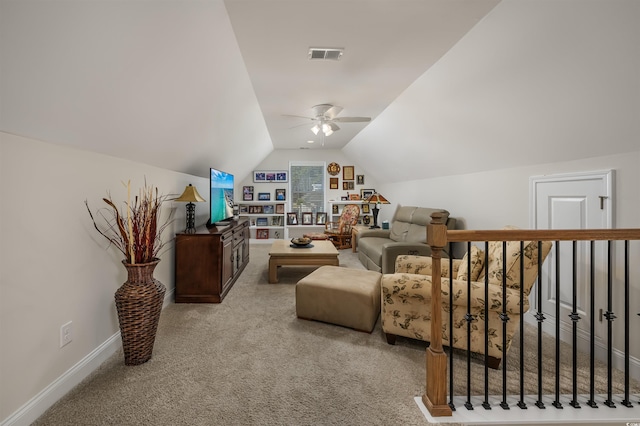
290, 237, 312, 247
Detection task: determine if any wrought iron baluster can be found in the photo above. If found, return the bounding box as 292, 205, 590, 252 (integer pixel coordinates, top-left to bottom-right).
604, 240, 616, 408
587, 240, 597, 408
517, 241, 526, 409
553, 240, 562, 409
569, 240, 581, 408
465, 241, 473, 411
621, 240, 632, 407
483, 242, 491, 410
500, 241, 509, 410
535, 240, 546, 409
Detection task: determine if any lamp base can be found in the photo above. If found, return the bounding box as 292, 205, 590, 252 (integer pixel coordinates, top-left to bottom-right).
370, 205, 380, 229
184, 202, 196, 233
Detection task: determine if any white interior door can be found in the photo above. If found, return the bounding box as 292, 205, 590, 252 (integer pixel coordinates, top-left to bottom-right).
530, 170, 613, 342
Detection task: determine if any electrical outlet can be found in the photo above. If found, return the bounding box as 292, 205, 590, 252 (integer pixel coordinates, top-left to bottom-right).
60, 321, 73, 348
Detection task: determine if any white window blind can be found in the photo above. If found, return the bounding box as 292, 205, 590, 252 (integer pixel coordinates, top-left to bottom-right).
289, 161, 325, 216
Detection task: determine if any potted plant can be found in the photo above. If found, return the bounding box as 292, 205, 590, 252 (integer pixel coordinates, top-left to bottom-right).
85, 180, 174, 365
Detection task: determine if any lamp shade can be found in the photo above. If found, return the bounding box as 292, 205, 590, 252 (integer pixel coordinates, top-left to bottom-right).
365, 193, 389, 204
175, 184, 206, 203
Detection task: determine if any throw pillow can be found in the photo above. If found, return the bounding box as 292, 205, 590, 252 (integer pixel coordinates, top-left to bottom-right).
456, 245, 485, 282
480, 226, 553, 293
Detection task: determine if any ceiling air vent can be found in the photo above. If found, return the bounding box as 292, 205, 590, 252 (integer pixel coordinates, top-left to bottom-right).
308, 47, 344, 61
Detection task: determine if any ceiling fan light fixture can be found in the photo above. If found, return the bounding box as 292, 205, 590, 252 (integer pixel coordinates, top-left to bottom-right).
310, 124, 320, 135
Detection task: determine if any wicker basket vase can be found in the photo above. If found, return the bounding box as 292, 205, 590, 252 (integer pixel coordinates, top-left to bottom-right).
115, 258, 166, 366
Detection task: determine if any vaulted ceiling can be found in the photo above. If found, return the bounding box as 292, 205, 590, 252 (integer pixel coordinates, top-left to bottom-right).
2, 1, 638, 184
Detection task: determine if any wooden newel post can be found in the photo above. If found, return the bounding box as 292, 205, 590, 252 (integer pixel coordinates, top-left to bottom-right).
422, 212, 452, 416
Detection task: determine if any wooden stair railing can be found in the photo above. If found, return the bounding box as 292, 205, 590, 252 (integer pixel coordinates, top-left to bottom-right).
423, 212, 640, 417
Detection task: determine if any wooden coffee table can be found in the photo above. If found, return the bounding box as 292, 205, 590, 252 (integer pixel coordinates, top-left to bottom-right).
268, 240, 339, 283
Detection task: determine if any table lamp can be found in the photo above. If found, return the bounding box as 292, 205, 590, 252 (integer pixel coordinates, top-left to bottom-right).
365, 192, 390, 229
175, 184, 206, 233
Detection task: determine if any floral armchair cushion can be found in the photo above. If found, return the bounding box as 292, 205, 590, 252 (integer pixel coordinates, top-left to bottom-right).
455, 245, 485, 282
386, 265, 527, 314
479, 230, 553, 293
325, 204, 360, 235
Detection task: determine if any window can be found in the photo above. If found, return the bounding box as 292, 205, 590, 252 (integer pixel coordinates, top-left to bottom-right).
289, 161, 325, 218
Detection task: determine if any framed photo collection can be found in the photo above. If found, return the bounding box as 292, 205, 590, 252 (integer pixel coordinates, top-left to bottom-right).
253, 170, 288, 183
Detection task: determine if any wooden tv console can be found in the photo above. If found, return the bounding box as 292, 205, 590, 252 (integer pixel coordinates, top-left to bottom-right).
174, 219, 249, 303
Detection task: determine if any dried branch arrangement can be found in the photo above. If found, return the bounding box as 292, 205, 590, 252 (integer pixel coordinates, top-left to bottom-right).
86, 180, 174, 264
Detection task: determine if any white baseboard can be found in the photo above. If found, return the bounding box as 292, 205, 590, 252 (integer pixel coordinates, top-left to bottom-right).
0, 333, 121, 426
1, 288, 175, 426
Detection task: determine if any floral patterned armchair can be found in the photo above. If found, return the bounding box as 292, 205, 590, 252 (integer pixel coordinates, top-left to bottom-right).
325, 204, 360, 249
380, 238, 552, 368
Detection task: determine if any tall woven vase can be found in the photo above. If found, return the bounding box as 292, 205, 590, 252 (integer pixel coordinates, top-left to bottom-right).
115, 258, 166, 366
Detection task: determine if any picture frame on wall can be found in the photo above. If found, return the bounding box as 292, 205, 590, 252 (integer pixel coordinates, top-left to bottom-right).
356, 175, 364, 185
362, 203, 370, 214
275, 188, 286, 201
302, 212, 313, 225
342, 181, 354, 190
256, 228, 269, 239
258, 192, 271, 201
343, 166, 354, 180
360, 188, 375, 200
243, 186, 254, 201
316, 212, 327, 225
329, 177, 339, 189
287, 212, 298, 225
256, 217, 268, 226
253, 170, 288, 182
332, 205, 339, 214
263, 205, 274, 214
276, 204, 285, 214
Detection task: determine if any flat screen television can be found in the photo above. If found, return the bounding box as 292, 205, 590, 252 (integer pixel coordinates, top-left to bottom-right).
208, 167, 234, 226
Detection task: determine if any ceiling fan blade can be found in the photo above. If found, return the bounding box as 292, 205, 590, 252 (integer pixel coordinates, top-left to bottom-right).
327, 122, 340, 132
332, 117, 371, 123
282, 114, 314, 120
324, 105, 343, 119
288, 122, 313, 129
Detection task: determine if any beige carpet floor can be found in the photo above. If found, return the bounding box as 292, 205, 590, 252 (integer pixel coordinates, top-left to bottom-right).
33, 244, 638, 425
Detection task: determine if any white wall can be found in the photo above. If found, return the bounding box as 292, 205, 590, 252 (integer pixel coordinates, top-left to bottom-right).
0, 132, 208, 423
346, 0, 640, 184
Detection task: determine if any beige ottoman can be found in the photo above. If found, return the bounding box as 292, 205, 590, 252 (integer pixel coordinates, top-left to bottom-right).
295, 266, 382, 333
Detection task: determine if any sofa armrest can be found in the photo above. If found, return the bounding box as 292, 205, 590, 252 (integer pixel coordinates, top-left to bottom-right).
381, 273, 528, 314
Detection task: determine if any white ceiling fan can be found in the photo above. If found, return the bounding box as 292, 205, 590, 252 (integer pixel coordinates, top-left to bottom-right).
284, 104, 371, 137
